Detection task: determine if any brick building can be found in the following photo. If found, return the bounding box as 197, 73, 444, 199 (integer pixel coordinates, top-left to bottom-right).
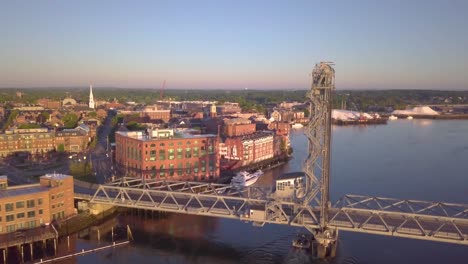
222, 131, 274, 166
0, 127, 90, 157
139, 106, 171, 122
115, 129, 219, 181
0, 174, 74, 233
37, 99, 61, 109
224, 118, 256, 137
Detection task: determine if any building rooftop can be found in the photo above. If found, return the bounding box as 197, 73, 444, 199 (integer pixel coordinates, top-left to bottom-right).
0, 184, 49, 199
116, 129, 217, 141
41, 173, 72, 180
277, 172, 305, 181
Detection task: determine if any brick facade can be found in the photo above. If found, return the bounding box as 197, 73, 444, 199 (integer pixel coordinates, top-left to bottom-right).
0, 174, 74, 234
115, 129, 219, 181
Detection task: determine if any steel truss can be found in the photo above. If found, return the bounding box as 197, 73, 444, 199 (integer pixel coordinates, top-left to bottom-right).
328, 195, 468, 244
79, 178, 468, 245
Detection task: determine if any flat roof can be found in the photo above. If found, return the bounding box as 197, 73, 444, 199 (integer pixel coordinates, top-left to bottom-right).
277, 172, 305, 181
0, 184, 49, 199
116, 130, 217, 141
41, 173, 72, 180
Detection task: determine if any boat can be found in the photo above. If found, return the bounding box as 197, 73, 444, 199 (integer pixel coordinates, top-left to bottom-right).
292, 233, 311, 249
407, 116, 413, 120
231, 170, 263, 187
291, 123, 304, 129
388, 115, 398, 120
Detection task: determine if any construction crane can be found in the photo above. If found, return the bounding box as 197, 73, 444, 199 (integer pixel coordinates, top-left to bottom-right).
160, 80, 166, 101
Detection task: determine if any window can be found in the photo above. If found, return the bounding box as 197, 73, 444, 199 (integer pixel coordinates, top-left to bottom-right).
209, 159, 215, 171
5, 203, 13, 212
38, 198, 43, 205
27, 199, 35, 208
6, 225, 15, 232
150, 144, 156, 147
186, 141, 191, 145
150, 150, 156, 161
39, 209, 43, 215
168, 149, 175, 160
185, 148, 192, 158
16, 201, 25, 209
193, 147, 199, 157
194, 161, 199, 173
186, 162, 191, 174
177, 163, 183, 176
6, 215, 14, 222
28, 211, 35, 218
177, 148, 183, 159
17, 213, 25, 219
201, 160, 206, 172
159, 143, 165, 147
208, 145, 214, 154
159, 164, 165, 177
159, 149, 166, 160
169, 164, 174, 176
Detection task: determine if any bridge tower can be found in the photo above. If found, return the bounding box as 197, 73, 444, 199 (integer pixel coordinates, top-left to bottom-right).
303, 62, 338, 258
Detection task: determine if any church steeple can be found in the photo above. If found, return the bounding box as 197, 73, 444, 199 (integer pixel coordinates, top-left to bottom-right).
89, 84, 95, 109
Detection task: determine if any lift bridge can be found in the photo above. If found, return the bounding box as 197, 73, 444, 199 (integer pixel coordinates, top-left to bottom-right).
75, 63, 468, 258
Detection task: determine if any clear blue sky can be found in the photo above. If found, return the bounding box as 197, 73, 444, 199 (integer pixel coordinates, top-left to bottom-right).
1, 0, 467, 90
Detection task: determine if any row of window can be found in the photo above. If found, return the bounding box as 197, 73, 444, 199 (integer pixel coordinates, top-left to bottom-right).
1, 220, 38, 233
0, 210, 41, 222
1, 198, 43, 212
127, 146, 214, 161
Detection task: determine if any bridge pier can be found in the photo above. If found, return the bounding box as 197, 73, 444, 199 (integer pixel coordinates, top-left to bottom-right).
312, 229, 338, 259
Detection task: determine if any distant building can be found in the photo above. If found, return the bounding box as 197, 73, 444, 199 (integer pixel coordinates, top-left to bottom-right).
0, 126, 91, 157
0, 174, 75, 233
37, 99, 61, 109
224, 118, 256, 137
115, 129, 219, 181
216, 102, 242, 115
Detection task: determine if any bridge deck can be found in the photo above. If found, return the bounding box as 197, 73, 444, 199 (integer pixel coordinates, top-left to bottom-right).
74, 178, 468, 245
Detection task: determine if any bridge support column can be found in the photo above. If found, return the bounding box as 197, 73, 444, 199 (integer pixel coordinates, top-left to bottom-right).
313, 229, 338, 259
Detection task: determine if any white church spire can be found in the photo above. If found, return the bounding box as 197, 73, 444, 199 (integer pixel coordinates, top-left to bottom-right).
89, 84, 95, 109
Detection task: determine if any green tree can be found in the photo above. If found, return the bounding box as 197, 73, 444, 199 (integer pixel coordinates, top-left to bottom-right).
57, 144, 65, 152
63, 113, 79, 128
37, 111, 50, 123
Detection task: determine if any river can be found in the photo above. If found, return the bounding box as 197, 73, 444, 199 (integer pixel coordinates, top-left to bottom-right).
61, 120, 468, 264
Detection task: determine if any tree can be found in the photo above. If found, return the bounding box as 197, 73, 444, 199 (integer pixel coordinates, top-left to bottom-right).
57, 144, 65, 152
63, 113, 79, 128
37, 111, 50, 123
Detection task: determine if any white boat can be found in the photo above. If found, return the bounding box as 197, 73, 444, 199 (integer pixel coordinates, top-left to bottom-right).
291, 123, 303, 129
407, 116, 413, 120
231, 170, 263, 187
388, 115, 398, 120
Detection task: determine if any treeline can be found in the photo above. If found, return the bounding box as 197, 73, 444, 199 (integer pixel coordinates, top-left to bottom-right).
1, 88, 467, 112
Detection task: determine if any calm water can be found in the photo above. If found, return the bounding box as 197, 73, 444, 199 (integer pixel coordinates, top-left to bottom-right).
65, 120, 468, 264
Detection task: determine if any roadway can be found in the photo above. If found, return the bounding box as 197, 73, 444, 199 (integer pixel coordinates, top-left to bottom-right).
90, 110, 116, 184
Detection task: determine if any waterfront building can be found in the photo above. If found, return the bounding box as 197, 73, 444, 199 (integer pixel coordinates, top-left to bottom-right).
0, 174, 74, 234
115, 129, 219, 181
222, 131, 274, 166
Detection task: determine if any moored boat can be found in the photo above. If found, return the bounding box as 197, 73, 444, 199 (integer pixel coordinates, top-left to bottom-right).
231, 170, 263, 187
388, 115, 398, 120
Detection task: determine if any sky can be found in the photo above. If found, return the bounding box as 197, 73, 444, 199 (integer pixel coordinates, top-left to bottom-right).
0, 0, 467, 90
